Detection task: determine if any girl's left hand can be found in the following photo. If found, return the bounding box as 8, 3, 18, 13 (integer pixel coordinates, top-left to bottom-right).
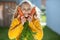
27, 15, 33, 22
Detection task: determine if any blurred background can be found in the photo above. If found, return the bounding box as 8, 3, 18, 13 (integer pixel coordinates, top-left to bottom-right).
0, 0, 60, 40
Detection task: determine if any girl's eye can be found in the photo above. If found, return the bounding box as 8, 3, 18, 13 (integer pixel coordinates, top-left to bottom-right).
22, 9, 25, 10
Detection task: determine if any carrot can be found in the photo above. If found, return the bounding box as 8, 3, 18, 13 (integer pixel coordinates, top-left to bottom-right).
17, 7, 24, 17
31, 7, 36, 15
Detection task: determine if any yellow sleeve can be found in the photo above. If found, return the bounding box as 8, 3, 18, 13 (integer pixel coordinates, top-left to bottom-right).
33, 20, 42, 31
29, 19, 42, 32
29, 21, 39, 32
29, 19, 43, 40
8, 18, 23, 39
9, 18, 20, 30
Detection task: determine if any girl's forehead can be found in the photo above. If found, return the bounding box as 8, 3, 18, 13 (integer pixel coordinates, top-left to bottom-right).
20, 4, 31, 9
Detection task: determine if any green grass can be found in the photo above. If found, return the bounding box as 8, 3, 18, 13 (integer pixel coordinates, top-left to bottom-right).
0, 26, 60, 40
0, 27, 9, 40
43, 26, 60, 40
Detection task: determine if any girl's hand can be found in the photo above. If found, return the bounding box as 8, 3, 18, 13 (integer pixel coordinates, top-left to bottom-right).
21, 16, 26, 25
27, 15, 33, 22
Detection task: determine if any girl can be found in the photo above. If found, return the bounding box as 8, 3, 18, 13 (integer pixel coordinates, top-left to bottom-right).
8, 0, 43, 40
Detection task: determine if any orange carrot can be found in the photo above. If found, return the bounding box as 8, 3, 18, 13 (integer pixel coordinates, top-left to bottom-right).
17, 7, 24, 17
31, 7, 36, 15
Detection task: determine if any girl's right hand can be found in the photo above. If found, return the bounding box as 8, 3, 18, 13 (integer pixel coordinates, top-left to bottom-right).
21, 16, 26, 25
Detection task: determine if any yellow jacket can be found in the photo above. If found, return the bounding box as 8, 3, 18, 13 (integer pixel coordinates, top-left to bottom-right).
8, 18, 43, 40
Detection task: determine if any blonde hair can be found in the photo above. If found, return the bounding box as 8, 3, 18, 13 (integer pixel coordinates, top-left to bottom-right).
13, 0, 41, 22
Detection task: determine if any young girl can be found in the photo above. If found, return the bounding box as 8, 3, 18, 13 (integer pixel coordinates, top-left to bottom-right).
8, 0, 43, 40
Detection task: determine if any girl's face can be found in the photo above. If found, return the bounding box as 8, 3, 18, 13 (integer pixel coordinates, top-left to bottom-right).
21, 3, 31, 17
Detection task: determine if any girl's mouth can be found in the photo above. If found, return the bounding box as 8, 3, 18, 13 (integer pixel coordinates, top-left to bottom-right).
24, 14, 29, 17
24, 14, 28, 19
